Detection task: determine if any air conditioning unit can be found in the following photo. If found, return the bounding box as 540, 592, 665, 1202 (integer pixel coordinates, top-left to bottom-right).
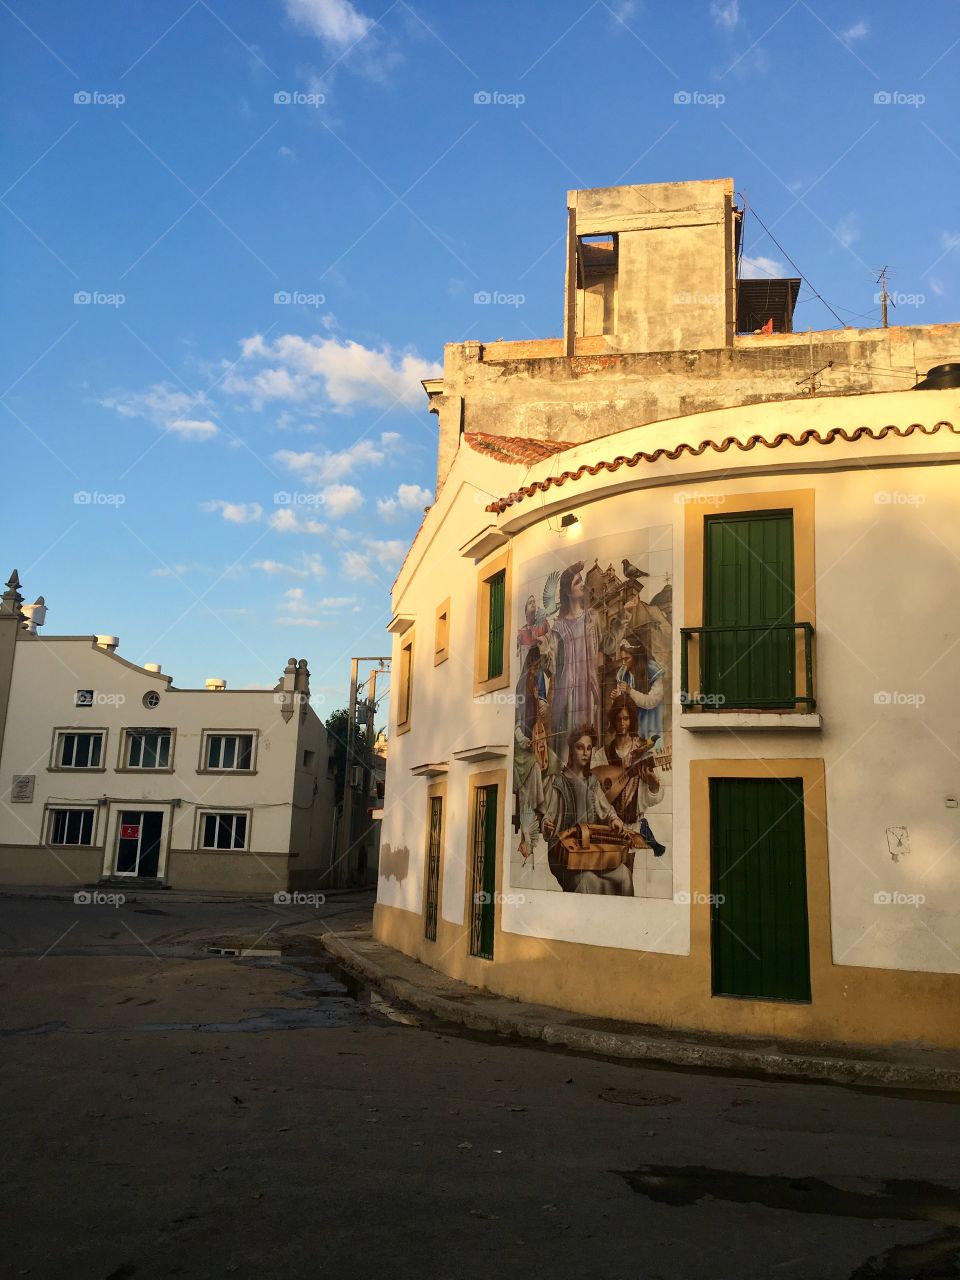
349, 765, 363, 788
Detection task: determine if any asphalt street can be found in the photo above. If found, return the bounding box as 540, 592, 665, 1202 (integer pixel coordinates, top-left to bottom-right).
1, 892, 958, 1280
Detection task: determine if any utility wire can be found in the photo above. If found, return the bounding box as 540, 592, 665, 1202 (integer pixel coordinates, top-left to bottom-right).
737, 192, 847, 329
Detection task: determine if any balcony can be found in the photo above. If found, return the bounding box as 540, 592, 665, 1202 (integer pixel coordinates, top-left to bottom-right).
679, 623, 820, 731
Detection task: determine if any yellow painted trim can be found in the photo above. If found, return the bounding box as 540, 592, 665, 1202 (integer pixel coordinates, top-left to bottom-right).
683, 488, 816, 708
434, 598, 450, 666
395, 630, 415, 736
473, 548, 512, 697
464, 768, 507, 960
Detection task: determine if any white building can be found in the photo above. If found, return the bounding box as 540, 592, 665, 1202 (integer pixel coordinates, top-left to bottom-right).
374, 179, 960, 1051
0, 573, 336, 892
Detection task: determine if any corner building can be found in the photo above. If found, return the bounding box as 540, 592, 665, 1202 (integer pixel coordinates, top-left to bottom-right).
375, 179, 960, 1050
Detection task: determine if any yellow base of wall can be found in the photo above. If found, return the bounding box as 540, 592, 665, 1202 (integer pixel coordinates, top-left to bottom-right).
374, 900, 960, 1051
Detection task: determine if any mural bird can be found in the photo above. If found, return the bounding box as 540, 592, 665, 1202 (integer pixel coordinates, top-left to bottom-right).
621, 558, 650, 587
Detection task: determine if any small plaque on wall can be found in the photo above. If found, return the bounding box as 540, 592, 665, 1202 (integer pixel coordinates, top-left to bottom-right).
11, 775, 36, 803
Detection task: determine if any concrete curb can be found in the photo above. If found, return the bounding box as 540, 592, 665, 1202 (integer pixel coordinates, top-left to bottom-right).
320, 931, 960, 1093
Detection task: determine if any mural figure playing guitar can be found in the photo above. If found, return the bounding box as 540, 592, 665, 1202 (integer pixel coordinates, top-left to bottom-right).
592, 694, 667, 859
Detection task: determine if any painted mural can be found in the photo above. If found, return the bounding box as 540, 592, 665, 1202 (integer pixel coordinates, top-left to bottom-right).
510, 525, 673, 899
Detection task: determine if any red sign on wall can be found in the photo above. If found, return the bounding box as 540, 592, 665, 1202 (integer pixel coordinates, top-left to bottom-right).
120, 824, 140, 840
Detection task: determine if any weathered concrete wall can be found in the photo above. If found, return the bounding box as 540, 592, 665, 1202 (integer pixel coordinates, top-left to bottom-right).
431, 324, 960, 487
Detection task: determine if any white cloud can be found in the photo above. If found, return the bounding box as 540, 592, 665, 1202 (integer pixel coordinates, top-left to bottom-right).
341, 550, 376, 583
941, 232, 960, 253
276, 617, 336, 628
275, 432, 403, 485
224, 334, 440, 410
740, 254, 787, 279
320, 483, 364, 517
251, 554, 325, 579
284, 0, 373, 47
318, 595, 357, 608
201, 500, 263, 524
268, 508, 327, 535
365, 537, 406, 568
278, 145, 296, 161
102, 384, 218, 440
377, 482, 432, 521
834, 213, 860, 249
929, 278, 945, 297
710, 0, 740, 31
101, 383, 199, 422
282, 587, 311, 613
841, 20, 868, 41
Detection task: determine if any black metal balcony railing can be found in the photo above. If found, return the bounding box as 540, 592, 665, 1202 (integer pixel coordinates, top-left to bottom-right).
680, 622, 815, 712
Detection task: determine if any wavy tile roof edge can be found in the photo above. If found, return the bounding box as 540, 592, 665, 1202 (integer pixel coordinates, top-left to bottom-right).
484, 419, 959, 513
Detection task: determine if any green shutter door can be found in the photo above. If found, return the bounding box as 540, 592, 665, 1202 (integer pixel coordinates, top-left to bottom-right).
469, 785, 498, 959
704, 511, 795, 707
487, 571, 505, 679
710, 777, 811, 1001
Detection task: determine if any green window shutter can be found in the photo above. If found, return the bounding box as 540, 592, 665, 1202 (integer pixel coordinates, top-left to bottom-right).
487, 571, 505, 678
703, 511, 795, 707
710, 777, 811, 1001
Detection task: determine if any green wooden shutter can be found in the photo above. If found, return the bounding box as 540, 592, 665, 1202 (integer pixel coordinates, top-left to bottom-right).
487, 571, 505, 679
469, 785, 498, 959
710, 777, 811, 1001
703, 511, 795, 707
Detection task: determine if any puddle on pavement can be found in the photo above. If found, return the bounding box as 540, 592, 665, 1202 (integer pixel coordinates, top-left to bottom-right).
0, 953, 418, 1036
617, 1165, 960, 1279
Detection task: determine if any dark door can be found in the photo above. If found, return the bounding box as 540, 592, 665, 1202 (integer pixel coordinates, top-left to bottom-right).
469, 785, 498, 959
710, 778, 811, 1001
703, 511, 795, 707
115, 810, 163, 878
424, 795, 442, 941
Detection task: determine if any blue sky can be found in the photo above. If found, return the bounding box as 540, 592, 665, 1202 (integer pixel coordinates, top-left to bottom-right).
2, 0, 958, 718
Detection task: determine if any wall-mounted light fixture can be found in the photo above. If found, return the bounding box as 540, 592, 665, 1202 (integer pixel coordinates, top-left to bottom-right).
560, 512, 579, 530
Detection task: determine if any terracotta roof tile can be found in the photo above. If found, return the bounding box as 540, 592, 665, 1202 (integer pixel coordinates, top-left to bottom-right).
484, 419, 959, 513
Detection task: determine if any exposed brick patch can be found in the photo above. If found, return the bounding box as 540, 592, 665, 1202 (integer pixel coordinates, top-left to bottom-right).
465, 432, 576, 464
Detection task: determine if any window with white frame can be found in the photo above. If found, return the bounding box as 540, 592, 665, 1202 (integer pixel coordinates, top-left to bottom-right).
55, 731, 105, 769
199, 812, 249, 850
48, 808, 95, 845
124, 730, 172, 769
202, 733, 255, 771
